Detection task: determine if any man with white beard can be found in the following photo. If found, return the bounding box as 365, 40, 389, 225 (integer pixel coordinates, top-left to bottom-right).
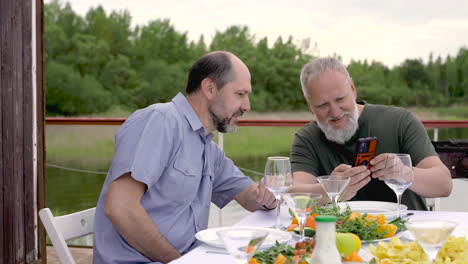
290, 57, 452, 210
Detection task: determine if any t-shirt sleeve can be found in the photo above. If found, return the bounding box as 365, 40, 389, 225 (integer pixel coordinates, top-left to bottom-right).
290, 132, 320, 177
210, 145, 253, 209
109, 108, 176, 189
399, 111, 438, 166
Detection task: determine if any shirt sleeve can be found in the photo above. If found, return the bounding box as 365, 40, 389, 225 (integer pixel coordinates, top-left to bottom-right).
210, 144, 253, 208
109, 108, 176, 189
399, 111, 438, 166
290, 130, 321, 177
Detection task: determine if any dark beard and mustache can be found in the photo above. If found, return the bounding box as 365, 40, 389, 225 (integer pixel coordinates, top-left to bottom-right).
209, 107, 244, 133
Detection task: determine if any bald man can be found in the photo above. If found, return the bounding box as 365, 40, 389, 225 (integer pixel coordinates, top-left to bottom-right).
93, 51, 276, 264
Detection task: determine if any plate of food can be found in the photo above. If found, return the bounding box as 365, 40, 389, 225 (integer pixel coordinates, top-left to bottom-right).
195, 226, 292, 248
337, 201, 408, 221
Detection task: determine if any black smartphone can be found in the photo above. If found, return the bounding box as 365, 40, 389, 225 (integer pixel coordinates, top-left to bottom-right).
353, 137, 378, 168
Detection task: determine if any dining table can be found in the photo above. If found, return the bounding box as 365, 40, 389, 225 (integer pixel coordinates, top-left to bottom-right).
168, 204, 468, 264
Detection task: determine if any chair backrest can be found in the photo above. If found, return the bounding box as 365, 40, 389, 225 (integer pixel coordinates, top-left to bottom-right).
428, 140, 468, 211
432, 141, 468, 178
39, 207, 96, 264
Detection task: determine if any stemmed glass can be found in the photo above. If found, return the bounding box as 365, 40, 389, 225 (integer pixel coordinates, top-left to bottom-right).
383, 154, 414, 218
283, 193, 322, 241
405, 220, 457, 263
316, 175, 350, 206
263, 156, 293, 230
216, 228, 268, 264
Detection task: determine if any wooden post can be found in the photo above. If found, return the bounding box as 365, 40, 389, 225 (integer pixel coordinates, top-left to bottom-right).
0, 0, 44, 263
36, 0, 46, 262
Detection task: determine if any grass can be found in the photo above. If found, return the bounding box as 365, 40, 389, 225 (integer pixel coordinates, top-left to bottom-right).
221, 127, 300, 181
46, 125, 300, 180
418, 105, 468, 119
46, 125, 117, 168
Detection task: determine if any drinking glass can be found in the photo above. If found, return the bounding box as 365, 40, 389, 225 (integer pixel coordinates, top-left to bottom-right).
216, 228, 268, 264
264, 156, 293, 230
383, 154, 414, 218
405, 220, 457, 263
316, 175, 350, 206
283, 193, 322, 241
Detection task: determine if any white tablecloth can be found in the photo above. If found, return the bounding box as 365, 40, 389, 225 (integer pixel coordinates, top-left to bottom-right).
168, 206, 468, 264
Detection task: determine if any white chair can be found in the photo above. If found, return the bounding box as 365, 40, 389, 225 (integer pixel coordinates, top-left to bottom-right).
39, 207, 96, 264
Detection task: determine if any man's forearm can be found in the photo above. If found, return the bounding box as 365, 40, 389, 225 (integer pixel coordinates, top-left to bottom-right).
105, 173, 181, 263
410, 165, 452, 198
235, 183, 279, 212
107, 204, 181, 263
236, 184, 264, 212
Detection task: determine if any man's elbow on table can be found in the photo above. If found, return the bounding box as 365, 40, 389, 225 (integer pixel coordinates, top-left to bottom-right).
438, 165, 453, 197
414, 157, 453, 198
429, 158, 453, 198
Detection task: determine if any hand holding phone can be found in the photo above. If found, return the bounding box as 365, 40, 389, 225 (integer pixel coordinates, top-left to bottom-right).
354, 137, 378, 168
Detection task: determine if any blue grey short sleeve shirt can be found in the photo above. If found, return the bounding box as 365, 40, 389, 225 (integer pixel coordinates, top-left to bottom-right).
93, 93, 253, 264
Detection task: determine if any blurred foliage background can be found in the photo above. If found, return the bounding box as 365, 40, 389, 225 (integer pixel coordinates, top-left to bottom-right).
45, 1, 468, 116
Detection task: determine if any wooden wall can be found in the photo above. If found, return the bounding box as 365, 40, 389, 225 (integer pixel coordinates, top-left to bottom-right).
0, 0, 45, 263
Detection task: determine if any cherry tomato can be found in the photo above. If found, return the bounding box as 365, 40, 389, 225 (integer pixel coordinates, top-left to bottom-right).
305, 239, 315, 246
295, 242, 304, 249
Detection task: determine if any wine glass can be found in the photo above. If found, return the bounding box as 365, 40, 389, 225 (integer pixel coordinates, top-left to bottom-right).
283, 193, 322, 241
263, 156, 293, 230
216, 228, 268, 264
405, 220, 457, 263
383, 154, 414, 218
316, 175, 350, 206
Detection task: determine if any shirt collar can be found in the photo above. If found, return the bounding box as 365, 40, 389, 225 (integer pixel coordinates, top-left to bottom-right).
172, 92, 214, 141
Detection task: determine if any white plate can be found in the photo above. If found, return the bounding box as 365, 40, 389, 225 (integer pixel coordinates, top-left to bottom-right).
195, 226, 292, 248
337, 201, 408, 220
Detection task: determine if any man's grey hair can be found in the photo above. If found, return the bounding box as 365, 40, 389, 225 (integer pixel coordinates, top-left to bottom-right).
300, 57, 351, 95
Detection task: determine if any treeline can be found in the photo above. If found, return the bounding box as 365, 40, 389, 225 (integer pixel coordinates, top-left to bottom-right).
45, 1, 468, 116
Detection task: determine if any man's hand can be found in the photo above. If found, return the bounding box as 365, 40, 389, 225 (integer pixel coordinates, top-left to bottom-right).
331, 164, 371, 201
234, 180, 277, 212
369, 153, 394, 180
256, 178, 277, 209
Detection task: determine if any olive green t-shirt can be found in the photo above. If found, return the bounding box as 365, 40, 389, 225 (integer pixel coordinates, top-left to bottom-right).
290, 102, 438, 210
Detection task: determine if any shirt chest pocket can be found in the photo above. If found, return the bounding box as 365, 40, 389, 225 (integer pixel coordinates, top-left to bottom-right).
168, 155, 203, 205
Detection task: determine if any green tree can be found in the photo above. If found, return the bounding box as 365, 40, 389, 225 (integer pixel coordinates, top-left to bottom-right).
46, 62, 112, 115
43, 1, 466, 115
84, 6, 133, 57
133, 19, 192, 67
99, 55, 142, 107
133, 60, 187, 108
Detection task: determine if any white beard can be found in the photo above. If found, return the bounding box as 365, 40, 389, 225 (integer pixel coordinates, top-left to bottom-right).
317, 105, 359, 144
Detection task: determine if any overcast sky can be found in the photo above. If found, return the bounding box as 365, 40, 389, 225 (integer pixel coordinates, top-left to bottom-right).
48, 0, 468, 67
